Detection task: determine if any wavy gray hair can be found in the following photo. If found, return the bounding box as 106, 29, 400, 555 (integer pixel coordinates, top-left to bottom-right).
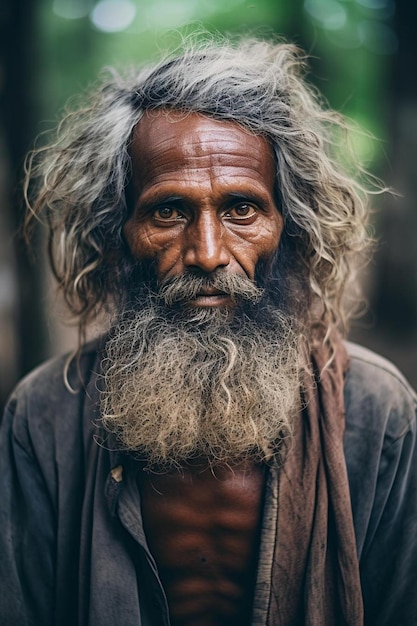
24, 35, 377, 342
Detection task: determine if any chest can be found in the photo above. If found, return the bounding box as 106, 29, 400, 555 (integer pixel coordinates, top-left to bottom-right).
137, 461, 266, 626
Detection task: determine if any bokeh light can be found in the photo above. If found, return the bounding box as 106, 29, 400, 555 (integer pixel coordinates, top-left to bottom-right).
304, 0, 347, 30
90, 0, 137, 32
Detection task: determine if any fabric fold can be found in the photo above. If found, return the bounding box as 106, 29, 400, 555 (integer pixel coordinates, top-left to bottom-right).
268, 336, 363, 625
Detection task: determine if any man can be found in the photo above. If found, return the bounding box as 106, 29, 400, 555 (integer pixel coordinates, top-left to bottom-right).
1, 37, 416, 626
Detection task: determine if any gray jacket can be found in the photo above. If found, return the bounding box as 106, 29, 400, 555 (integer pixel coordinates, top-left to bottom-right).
0, 341, 416, 625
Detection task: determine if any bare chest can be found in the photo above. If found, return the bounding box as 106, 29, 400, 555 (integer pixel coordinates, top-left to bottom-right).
137, 460, 266, 626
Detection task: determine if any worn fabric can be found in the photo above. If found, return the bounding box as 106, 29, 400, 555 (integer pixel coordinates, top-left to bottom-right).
0, 340, 416, 626
268, 338, 362, 625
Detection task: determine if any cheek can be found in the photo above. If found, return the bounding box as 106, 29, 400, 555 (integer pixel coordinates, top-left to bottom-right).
238, 215, 283, 267
124, 220, 161, 259
260, 215, 284, 257
123, 220, 182, 276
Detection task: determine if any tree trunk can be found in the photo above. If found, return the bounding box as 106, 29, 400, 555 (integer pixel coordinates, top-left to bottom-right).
0, 0, 48, 411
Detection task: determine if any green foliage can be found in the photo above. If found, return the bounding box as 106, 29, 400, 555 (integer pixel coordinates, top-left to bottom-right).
38, 0, 396, 170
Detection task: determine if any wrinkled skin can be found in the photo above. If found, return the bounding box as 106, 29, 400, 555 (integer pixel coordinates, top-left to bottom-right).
124, 110, 283, 308
125, 111, 284, 626
138, 460, 266, 626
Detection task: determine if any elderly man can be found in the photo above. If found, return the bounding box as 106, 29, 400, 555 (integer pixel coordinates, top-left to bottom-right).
1, 38, 416, 626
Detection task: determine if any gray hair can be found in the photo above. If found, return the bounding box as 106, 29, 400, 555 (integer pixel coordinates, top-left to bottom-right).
24, 35, 377, 342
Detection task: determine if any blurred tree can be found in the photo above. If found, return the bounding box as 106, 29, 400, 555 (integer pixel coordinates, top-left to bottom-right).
373, 0, 417, 333
0, 0, 49, 410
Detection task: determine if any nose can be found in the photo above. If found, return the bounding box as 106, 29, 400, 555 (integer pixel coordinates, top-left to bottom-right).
182, 212, 230, 273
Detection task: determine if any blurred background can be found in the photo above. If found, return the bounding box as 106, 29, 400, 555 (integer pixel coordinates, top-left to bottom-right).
1, 0, 416, 411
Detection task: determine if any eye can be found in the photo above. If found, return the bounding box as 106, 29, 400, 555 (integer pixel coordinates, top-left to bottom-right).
153, 206, 184, 222
225, 203, 257, 222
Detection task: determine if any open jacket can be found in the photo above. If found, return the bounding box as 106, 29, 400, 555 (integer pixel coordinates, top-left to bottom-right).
0, 340, 416, 625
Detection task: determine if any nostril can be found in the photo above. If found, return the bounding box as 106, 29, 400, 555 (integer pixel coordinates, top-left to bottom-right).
184, 252, 230, 273
183, 239, 230, 272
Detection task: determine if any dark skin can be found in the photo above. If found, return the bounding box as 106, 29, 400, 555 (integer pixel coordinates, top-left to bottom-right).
124, 110, 283, 625
138, 460, 266, 626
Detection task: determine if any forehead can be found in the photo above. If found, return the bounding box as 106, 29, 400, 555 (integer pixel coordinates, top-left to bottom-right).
129, 109, 276, 189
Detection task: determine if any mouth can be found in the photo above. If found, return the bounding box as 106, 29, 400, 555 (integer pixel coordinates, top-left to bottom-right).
188, 287, 233, 308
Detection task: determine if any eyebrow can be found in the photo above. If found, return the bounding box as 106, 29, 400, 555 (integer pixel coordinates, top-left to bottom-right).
225, 191, 268, 204
136, 194, 185, 211
136, 188, 273, 213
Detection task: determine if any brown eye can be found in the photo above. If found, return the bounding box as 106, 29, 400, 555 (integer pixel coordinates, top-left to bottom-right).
154, 206, 182, 221
226, 203, 257, 220
235, 204, 252, 216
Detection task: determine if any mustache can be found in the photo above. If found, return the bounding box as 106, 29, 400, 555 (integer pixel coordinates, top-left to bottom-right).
158, 271, 264, 306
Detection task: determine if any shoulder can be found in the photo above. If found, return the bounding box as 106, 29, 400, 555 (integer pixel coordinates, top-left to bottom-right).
343, 343, 417, 558
3, 337, 104, 453
344, 341, 417, 441
346, 341, 415, 389
7, 336, 103, 409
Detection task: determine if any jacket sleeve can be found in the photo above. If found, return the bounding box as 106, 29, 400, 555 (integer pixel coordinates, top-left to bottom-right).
344, 344, 417, 626
360, 407, 417, 626
0, 392, 56, 626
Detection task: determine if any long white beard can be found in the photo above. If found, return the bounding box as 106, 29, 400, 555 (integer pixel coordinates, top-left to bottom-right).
99, 274, 305, 469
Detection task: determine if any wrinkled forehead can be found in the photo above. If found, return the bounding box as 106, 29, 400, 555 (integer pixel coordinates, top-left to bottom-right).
129, 109, 276, 190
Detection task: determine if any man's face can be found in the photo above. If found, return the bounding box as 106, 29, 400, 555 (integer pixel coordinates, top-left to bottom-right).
124, 110, 284, 309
